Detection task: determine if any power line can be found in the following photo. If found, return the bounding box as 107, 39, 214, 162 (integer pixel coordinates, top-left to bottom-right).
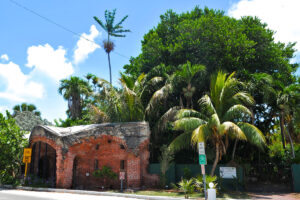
8, 0, 131, 59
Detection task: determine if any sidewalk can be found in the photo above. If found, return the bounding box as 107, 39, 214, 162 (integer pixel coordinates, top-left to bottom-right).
0, 185, 250, 200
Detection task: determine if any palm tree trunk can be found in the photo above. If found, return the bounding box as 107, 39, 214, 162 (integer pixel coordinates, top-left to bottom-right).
279, 114, 286, 149
108, 52, 112, 85
231, 138, 238, 161
210, 143, 219, 176
286, 126, 295, 158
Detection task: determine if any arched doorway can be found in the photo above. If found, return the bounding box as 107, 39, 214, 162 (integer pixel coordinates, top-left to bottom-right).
30, 142, 56, 187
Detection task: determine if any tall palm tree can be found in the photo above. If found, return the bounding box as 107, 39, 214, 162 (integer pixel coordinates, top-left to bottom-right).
58, 76, 92, 119
13, 103, 41, 117
171, 71, 266, 175
275, 83, 300, 158
94, 9, 130, 84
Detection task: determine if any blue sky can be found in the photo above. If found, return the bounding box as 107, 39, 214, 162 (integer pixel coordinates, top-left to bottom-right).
0, 0, 299, 122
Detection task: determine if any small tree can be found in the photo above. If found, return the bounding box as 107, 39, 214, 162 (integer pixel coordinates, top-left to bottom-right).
0, 112, 27, 184
158, 145, 174, 187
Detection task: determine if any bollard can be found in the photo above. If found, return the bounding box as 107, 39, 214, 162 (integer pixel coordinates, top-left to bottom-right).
207, 182, 216, 200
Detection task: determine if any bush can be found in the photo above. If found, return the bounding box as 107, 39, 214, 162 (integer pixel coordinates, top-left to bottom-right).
0, 112, 27, 185
193, 175, 218, 192
176, 179, 195, 199
93, 166, 117, 179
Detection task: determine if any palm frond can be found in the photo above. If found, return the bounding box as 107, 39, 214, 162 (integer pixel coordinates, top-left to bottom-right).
174, 117, 206, 132
232, 92, 255, 106
220, 121, 247, 140
198, 94, 217, 115
191, 124, 210, 144
176, 109, 208, 121
169, 132, 192, 153
223, 104, 252, 121
237, 122, 266, 150
145, 84, 172, 115
154, 106, 181, 134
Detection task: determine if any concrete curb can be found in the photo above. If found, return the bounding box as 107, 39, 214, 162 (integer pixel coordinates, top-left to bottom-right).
1, 185, 186, 200
1, 185, 251, 200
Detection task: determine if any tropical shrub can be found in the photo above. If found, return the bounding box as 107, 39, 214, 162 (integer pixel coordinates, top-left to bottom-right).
93, 165, 117, 180
176, 179, 195, 199
193, 175, 218, 192
0, 112, 27, 184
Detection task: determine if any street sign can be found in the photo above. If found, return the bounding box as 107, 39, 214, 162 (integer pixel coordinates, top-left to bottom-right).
22, 148, 32, 180
198, 142, 205, 155
199, 154, 207, 165
119, 171, 125, 180
22, 148, 32, 163
22, 156, 31, 163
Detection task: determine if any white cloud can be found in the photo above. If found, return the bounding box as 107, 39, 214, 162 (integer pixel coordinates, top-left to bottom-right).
0, 106, 9, 113
0, 54, 9, 61
73, 25, 101, 64
26, 44, 74, 81
229, 0, 300, 62
0, 61, 44, 101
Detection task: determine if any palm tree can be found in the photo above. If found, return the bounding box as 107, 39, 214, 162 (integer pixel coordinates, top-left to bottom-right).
146, 62, 205, 117
171, 71, 266, 175
275, 83, 300, 158
94, 9, 130, 84
58, 76, 92, 119
13, 103, 41, 117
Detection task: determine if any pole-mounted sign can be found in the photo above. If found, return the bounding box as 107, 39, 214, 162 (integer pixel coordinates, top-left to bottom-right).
22, 148, 32, 180
198, 142, 207, 200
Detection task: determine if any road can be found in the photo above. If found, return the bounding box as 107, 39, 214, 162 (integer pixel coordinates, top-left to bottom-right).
0, 189, 140, 200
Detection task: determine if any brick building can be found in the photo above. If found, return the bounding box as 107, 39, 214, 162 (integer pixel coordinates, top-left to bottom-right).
28, 122, 158, 189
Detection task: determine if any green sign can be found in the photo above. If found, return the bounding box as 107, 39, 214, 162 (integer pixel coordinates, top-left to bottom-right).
199, 154, 207, 165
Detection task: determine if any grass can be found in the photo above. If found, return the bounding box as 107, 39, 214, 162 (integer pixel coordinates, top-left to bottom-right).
124, 189, 250, 199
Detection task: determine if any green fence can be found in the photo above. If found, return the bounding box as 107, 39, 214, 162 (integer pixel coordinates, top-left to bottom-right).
292, 164, 300, 192
148, 163, 244, 190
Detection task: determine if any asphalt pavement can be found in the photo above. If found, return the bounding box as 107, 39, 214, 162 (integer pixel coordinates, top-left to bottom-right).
0, 189, 139, 200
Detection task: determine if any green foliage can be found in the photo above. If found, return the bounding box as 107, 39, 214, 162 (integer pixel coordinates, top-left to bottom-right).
92, 165, 117, 180
193, 175, 218, 192
13, 103, 41, 117
171, 71, 266, 175
159, 145, 174, 187
0, 112, 27, 184
58, 76, 92, 120
176, 179, 195, 199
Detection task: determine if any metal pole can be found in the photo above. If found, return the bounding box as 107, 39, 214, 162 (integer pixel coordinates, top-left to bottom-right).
121, 179, 123, 192
203, 174, 207, 200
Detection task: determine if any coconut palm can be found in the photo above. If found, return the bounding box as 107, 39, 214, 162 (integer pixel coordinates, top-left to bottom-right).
94, 9, 130, 84
171, 71, 266, 175
58, 76, 92, 119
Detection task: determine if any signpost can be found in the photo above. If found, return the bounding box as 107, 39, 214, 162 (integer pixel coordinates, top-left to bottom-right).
198, 142, 207, 200
119, 171, 125, 192
22, 148, 32, 180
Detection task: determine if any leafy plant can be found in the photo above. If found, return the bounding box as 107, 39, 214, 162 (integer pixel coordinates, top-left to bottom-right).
193, 175, 218, 192
93, 165, 117, 180
176, 179, 195, 199
0, 112, 27, 184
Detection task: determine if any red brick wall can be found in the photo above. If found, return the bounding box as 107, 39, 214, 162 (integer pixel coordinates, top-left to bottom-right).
29, 134, 159, 189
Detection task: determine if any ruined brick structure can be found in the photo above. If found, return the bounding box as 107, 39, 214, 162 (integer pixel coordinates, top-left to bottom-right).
29, 122, 158, 189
